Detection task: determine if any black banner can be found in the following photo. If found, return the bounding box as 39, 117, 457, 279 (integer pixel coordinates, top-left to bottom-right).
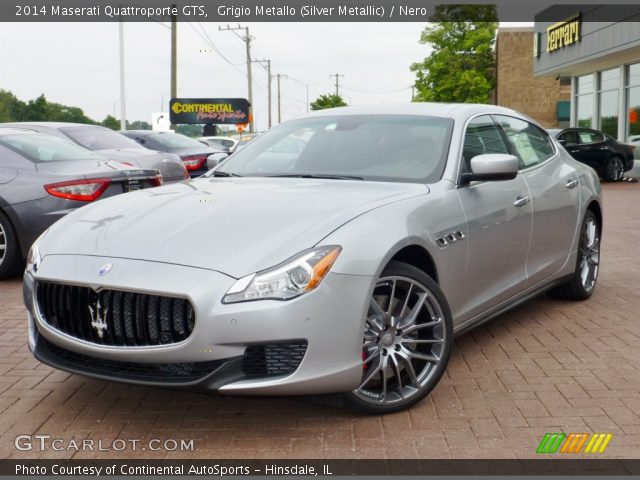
169, 98, 250, 125
4, 459, 640, 476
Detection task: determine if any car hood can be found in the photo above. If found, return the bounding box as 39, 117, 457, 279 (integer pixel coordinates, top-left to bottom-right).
40, 177, 428, 278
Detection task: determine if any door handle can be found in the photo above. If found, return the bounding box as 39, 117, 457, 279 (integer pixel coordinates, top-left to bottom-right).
565, 178, 579, 189
569, 149, 580, 153
514, 195, 530, 207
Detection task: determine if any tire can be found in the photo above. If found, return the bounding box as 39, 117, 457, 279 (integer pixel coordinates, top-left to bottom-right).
547, 210, 600, 300
0, 211, 22, 279
343, 261, 453, 414
604, 155, 625, 182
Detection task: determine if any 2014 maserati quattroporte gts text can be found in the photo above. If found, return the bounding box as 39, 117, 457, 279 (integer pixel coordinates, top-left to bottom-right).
24, 104, 602, 413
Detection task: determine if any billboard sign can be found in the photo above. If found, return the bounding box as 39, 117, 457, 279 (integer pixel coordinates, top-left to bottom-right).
169, 98, 250, 125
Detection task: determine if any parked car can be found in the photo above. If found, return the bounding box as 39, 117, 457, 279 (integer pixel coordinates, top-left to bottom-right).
231, 132, 261, 152
0, 128, 162, 278
121, 131, 225, 177
197, 136, 238, 152
0, 122, 189, 182
550, 127, 635, 181
25, 104, 602, 414
628, 134, 640, 160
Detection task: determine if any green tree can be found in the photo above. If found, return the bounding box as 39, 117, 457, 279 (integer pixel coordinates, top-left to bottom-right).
0, 90, 25, 122
127, 120, 152, 130
410, 5, 498, 104
101, 115, 120, 130
310, 94, 348, 111
176, 124, 205, 137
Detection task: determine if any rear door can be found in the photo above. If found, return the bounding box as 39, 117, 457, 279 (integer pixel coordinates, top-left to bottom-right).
456, 115, 532, 320
493, 115, 581, 286
567, 130, 608, 169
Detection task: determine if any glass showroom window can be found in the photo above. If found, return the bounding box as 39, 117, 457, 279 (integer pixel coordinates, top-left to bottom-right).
598, 68, 620, 138
627, 63, 640, 139
576, 74, 594, 128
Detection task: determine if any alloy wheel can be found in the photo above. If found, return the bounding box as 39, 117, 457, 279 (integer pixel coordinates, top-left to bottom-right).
0, 221, 6, 267
579, 216, 600, 293
353, 276, 447, 406
608, 157, 624, 181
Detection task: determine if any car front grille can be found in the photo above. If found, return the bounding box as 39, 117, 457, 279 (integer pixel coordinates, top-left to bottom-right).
242, 342, 307, 376
36, 281, 195, 347
40, 337, 223, 382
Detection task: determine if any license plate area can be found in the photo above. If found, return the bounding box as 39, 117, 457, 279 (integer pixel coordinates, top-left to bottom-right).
124, 180, 143, 192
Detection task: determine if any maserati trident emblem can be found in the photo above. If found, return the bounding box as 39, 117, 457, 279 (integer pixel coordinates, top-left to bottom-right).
88, 298, 108, 338
98, 263, 113, 276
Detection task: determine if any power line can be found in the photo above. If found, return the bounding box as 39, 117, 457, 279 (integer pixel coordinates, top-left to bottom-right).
331, 73, 345, 96
219, 24, 255, 133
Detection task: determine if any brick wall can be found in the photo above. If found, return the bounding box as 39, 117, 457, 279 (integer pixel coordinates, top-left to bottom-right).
496, 28, 570, 128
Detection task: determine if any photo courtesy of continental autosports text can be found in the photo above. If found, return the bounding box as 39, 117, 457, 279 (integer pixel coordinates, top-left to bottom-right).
1, 0, 640, 477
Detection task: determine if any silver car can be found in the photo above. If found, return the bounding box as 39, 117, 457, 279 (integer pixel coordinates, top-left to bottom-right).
23, 104, 602, 414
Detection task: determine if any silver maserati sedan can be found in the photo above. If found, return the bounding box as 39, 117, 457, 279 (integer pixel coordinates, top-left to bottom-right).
23, 104, 602, 414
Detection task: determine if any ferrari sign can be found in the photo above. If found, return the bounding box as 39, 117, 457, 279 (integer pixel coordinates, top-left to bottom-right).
169, 98, 250, 125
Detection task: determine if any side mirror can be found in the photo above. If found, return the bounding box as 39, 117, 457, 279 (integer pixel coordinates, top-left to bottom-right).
200, 140, 210, 146
460, 154, 519, 185
207, 152, 229, 169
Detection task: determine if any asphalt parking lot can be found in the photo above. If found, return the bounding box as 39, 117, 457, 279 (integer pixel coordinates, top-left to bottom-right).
1, 181, 639, 460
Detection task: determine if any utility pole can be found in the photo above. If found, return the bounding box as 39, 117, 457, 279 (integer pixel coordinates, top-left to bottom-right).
276, 74, 288, 124
170, 7, 177, 130
254, 59, 272, 128
411, 85, 415, 101
118, 22, 126, 130
331, 73, 344, 97
220, 24, 254, 132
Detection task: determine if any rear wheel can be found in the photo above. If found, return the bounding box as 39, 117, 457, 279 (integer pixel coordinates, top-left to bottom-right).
548, 210, 600, 300
604, 155, 625, 182
344, 261, 452, 414
0, 211, 22, 279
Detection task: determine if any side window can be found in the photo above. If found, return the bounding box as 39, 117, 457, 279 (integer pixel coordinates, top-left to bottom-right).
576, 130, 605, 144
558, 131, 577, 146
462, 115, 509, 170
493, 115, 555, 170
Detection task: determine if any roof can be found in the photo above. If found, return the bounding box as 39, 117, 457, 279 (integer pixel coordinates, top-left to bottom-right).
0, 127, 38, 136
296, 102, 527, 122
0, 122, 105, 128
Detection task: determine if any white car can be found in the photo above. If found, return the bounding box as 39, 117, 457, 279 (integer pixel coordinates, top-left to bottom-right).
198, 136, 238, 152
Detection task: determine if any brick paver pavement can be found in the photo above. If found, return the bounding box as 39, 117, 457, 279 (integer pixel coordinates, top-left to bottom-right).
1, 182, 639, 460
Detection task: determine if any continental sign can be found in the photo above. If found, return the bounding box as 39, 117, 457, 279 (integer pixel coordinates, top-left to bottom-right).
547, 14, 581, 53
536, 432, 613, 454
169, 98, 250, 125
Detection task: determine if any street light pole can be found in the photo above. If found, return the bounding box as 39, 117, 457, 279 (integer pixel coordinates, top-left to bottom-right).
118, 22, 126, 130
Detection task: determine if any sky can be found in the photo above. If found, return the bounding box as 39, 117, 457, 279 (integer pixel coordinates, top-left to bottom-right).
0, 21, 442, 131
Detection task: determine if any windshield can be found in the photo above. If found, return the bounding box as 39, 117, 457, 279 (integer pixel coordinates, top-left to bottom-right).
61, 126, 140, 150
215, 115, 453, 183
0, 133, 105, 162
148, 133, 206, 148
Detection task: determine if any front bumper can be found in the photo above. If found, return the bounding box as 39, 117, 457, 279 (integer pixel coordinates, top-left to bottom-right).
25, 254, 372, 395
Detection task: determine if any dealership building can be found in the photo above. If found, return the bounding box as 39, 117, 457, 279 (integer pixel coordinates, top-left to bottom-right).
533, 9, 640, 142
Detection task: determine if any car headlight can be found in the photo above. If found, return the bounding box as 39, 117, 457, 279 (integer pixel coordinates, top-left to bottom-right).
26, 240, 42, 274
222, 246, 342, 303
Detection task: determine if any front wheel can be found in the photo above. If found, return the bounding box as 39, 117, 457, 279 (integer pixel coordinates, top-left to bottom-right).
343, 261, 453, 414
547, 210, 600, 300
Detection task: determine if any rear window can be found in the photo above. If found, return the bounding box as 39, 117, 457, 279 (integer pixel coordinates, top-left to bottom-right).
147, 133, 205, 148
62, 126, 139, 150
0, 134, 105, 162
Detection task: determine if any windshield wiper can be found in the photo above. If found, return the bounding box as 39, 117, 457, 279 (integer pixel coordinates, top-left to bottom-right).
266, 174, 363, 180
211, 171, 242, 177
